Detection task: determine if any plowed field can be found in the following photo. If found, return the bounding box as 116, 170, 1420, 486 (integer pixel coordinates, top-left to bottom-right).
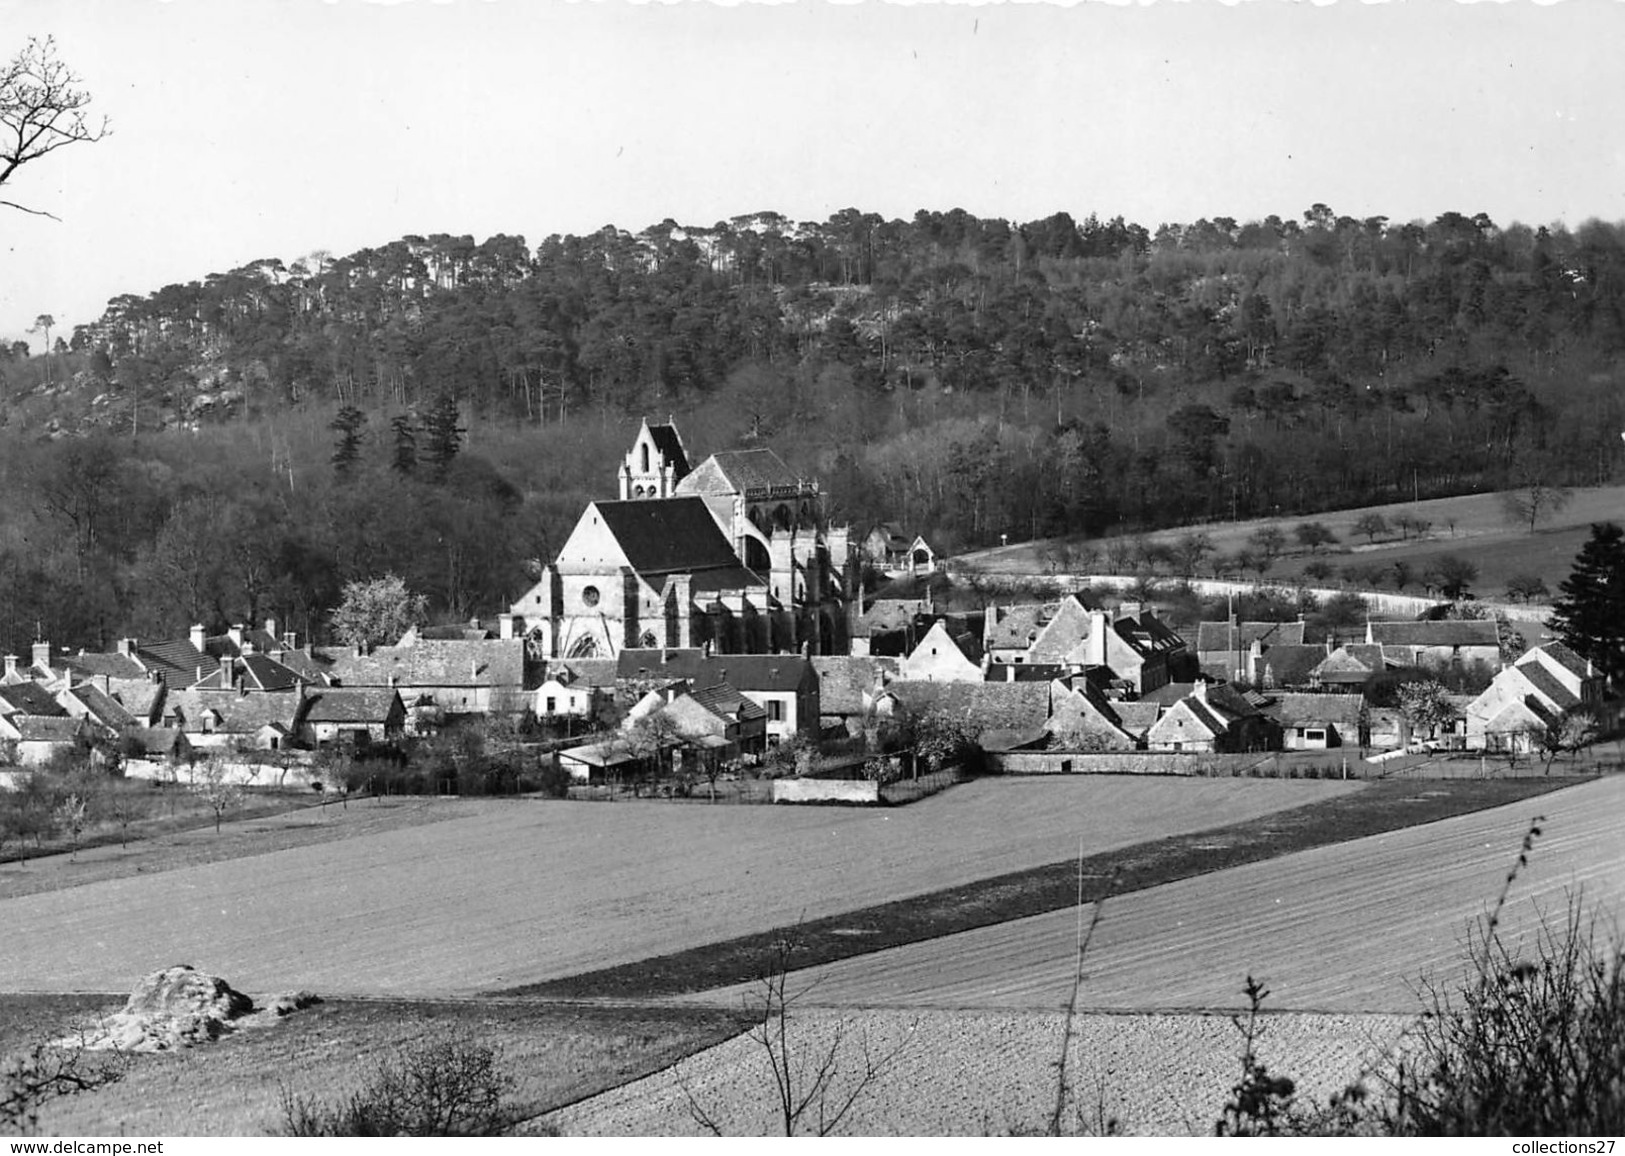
0, 777, 1354, 997
688, 775, 1625, 1015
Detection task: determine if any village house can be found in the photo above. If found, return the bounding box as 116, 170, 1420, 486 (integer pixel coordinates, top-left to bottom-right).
1266, 693, 1365, 751
899, 620, 984, 683
0, 714, 90, 766
301, 687, 407, 748
532, 658, 618, 729
863, 524, 938, 577
873, 679, 1053, 739
322, 635, 527, 719
982, 598, 1186, 696
810, 655, 897, 738
1195, 620, 1308, 683
1043, 679, 1138, 751
162, 689, 309, 753
613, 648, 819, 745
1309, 643, 1393, 691
1365, 619, 1501, 670
1463, 642, 1609, 754
1142, 680, 1275, 753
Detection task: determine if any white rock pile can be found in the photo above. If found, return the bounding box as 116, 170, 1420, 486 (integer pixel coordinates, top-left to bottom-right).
58, 965, 319, 1053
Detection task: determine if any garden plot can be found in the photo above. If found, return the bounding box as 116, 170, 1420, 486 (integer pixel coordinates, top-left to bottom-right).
692, 775, 1625, 1016
0, 777, 1354, 997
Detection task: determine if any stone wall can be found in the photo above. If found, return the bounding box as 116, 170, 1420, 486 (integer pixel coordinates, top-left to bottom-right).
772, 777, 881, 804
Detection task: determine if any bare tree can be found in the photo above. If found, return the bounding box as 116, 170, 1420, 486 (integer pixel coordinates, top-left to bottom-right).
685, 934, 912, 1136
1, 37, 109, 219
1500, 478, 1574, 535
193, 758, 244, 833
2, 1038, 124, 1135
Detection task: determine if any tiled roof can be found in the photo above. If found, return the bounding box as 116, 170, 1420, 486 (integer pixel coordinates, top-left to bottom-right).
1513, 662, 1580, 711
546, 658, 619, 688
304, 687, 402, 724
272, 650, 333, 683
647, 422, 690, 478
136, 639, 211, 683
689, 682, 768, 723
1255, 644, 1330, 690
326, 639, 526, 690
1367, 620, 1499, 648
8, 716, 86, 742
812, 656, 894, 715
1195, 620, 1306, 653
132, 728, 186, 756
63, 684, 136, 729
854, 600, 925, 638
1534, 641, 1592, 680
1112, 701, 1162, 737
108, 679, 165, 720
1113, 611, 1185, 656
986, 663, 1070, 683
985, 603, 1058, 651
0, 683, 68, 717
191, 654, 304, 692
615, 649, 813, 693
1312, 645, 1387, 681
592, 498, 751, 577
168, 690, 306, 735
679, 449, 803, 495
1266, 693, 1364, 730
880, 679, 1052, 732
60, 651, 147, 681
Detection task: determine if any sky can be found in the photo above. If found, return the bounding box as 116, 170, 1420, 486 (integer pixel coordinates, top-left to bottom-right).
2, 0, 1623, 348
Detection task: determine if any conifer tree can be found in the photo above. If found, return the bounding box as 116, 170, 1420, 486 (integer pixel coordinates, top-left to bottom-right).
421, 393, 464, 482
1550, 521, 1625, 690
329, 405, 366, 479
390, 412, 418, 477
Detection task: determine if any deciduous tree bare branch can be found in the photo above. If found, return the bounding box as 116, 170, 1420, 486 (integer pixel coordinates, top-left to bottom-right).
1, 36, 109, 218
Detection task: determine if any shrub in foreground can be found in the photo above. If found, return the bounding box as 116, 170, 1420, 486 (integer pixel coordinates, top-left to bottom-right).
279, 1034, 515, 1136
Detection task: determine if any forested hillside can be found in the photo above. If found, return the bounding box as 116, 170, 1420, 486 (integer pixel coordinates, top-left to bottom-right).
1, 205, 1623, 656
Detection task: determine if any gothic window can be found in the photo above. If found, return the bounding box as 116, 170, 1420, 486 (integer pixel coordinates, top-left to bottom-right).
567, 635, 599, 659
641, 443, 650, 473
640, 630, 658, 648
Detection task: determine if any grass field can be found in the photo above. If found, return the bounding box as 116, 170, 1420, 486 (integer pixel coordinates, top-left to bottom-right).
702, 774, 1625, 1015
965, 481, 1625, 600
0, 777, 1357, 998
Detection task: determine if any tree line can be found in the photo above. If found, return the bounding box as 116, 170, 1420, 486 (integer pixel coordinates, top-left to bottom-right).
2, 204, 1625, 656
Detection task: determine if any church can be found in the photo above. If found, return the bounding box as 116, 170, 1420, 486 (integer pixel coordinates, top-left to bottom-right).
502, 420, 856, 659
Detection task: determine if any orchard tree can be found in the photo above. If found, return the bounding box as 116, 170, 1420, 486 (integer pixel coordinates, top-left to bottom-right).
1550, 521, 1625, 690
331, 573, 428, 651
1293, 521, 1338, 553
1500, 478, 1573, 535
1351, 513, 1389, 544
1, 37, 109, 218
1505, 574, 1550, 604
1423, 555, 1478, 600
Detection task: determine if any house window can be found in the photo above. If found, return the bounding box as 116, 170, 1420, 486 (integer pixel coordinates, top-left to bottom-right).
1306, 728, 1326, 743
768, 701, 784, 722
545, 697, 556, 714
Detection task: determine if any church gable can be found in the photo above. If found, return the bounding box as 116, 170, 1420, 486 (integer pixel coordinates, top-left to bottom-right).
555, 503, 635, 571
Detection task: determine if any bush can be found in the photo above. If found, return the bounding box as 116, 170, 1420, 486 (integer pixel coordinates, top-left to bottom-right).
531, 757, 573, 799
280, 1034, 515, 1137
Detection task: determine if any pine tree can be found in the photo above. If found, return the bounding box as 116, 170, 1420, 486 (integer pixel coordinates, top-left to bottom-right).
330, 405, 367, 479
1550, 521, 1625, 691
421, 393, 465, 482
390, 412, 418, 477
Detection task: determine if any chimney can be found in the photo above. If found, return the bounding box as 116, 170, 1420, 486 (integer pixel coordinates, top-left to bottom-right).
2, 655, 16, 680
284, 631, 299, 651
118, 637, 138, 657
470, 660, 479, 682
1006, 664, 1016, 683
31, 640, 51, 671
264, 617, 278, 640
228, 624, 245, 648
220, 654, 234, 688
498, 612, 515, 640
190, 624, 206, 652
1193, 678, 1208, 703
388, 673, 397, 689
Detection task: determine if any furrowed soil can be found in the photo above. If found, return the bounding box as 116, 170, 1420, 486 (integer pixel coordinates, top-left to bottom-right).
687, 773, 1625, 1015
0, 777, 1361, 997
507, 776, 1568, 1000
